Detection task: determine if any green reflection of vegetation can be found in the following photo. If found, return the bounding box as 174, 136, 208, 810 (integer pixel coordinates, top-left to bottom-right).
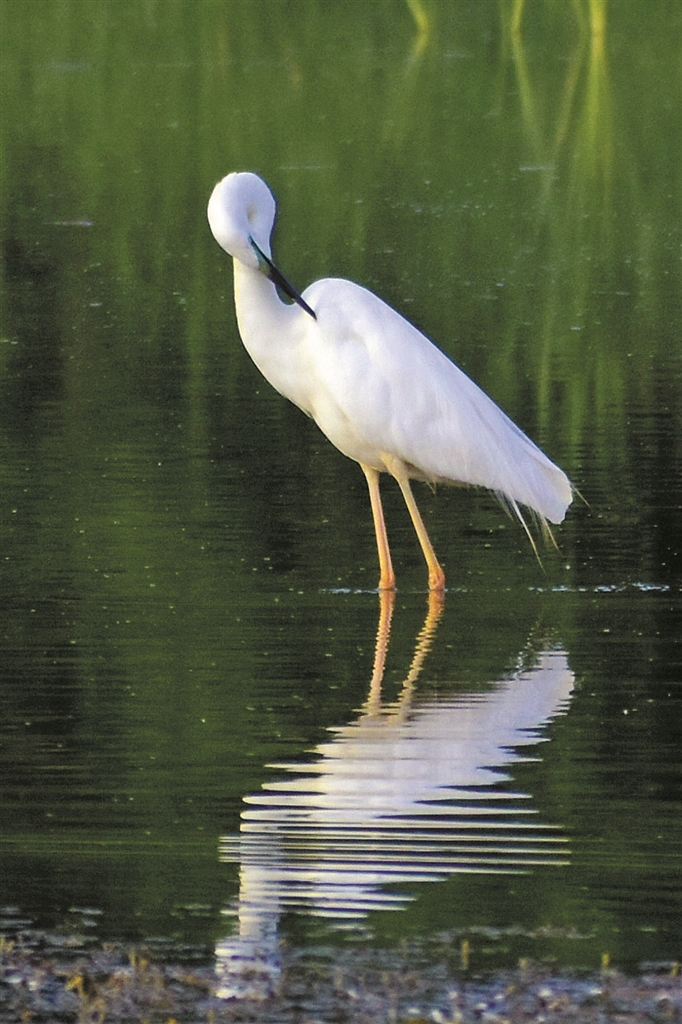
1, 0, 681, 955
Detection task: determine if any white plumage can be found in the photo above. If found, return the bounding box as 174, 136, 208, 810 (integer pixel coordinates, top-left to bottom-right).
208, 171, 572, 590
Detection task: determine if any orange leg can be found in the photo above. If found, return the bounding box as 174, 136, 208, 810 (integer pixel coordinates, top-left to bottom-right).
361, 463, 396, 591
381, 453, 446, 592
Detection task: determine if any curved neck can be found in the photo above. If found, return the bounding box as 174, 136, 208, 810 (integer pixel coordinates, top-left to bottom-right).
232, 259, 310, 411
233, 260, 286, 343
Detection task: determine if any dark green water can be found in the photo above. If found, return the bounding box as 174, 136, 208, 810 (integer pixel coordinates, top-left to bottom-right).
1, 0, 680, 977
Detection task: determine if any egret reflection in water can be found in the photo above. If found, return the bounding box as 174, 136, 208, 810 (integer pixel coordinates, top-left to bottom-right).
216, 594, 574, 998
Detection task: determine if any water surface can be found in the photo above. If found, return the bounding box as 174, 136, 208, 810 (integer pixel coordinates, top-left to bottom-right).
1, 0, 681, 978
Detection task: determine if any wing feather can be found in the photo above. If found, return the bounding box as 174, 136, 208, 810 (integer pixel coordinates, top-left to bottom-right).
303, 279, 571, 525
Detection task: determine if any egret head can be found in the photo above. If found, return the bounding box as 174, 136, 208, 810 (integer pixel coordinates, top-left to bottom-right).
208, 171, 316, 320
207, 172, 276, 269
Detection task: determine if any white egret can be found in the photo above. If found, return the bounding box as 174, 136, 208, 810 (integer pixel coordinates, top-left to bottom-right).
207, 171, 572, 591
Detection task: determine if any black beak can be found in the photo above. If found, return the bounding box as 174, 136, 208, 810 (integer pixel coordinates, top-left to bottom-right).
249, 238, 317, 320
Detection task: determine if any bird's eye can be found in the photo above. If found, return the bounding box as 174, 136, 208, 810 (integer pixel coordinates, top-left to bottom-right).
246, 203, 258, 227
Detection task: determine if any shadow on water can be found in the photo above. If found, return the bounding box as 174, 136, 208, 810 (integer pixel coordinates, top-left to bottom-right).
215, 591, 574, 999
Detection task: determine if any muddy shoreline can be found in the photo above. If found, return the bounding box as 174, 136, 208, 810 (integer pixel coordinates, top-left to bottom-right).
1, 930, 680, 1023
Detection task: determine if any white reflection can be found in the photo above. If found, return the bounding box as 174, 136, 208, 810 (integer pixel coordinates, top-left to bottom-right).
216, 593, 574, 998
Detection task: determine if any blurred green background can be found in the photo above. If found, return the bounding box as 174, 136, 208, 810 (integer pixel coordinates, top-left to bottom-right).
1, 0, 680, 972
